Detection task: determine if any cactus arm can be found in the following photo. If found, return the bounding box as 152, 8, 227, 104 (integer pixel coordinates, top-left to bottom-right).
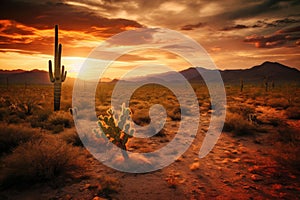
61, 65, 67, 82
48, 60, 55, 82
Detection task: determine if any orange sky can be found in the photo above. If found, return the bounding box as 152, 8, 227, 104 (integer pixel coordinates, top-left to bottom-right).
0, 0, 300, 78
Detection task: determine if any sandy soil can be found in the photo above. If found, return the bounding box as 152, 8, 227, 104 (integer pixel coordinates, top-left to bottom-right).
1, 107, 299, 200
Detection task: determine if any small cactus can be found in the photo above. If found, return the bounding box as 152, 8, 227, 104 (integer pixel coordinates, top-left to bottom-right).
240, 79, 244, 92
96, 104, 134, 159
49, 25, 67, 111
264, 76, 269, 92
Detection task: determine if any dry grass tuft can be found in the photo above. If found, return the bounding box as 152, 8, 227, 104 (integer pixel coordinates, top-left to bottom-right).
285, 106, 300, 119
223, 112, 255, 136
0, 123, 41, 155
1, 135, 85, 187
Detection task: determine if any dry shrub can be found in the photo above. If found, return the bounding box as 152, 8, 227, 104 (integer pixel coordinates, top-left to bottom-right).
267, 98, 289, 109
168, 107, 181, 121
272, 125, 300, 171
1, 135, 85, 187
48, 111, 74, 133
59, 129, 83, 147
227, 104, 255, 118
131, 109, 151, 125
223, 112, 255, 136
29, 109, 52, 129
286, 106, 300, 119
0, 123, 41, 155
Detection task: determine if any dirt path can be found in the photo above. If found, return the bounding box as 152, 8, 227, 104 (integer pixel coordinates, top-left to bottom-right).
85, 114, 300, 200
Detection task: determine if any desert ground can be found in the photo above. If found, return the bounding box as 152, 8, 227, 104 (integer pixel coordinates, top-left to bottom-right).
0, 82, 299, 200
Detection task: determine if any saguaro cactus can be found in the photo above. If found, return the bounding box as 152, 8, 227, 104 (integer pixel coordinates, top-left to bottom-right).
49, 25, 67, 111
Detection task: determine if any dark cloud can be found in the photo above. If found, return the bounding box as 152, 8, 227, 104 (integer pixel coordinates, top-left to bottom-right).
0, 0, 143, 32
221, 17, 300, 31
1, 21, 34, 35
244, 25, 300, 48
222, 24, 248, 31
226, 0, 300, 20
181, 22, 204, 31
279, 26, 300, 33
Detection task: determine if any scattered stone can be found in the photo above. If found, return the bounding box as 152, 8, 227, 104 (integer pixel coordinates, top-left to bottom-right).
250, 174, 263, 182
190, 161, 200, 171
84, 183, 91, 190
243, 185, 250, 190
272, 184, 283, 190
93, 196, 107, 200
232, 158, 240, 163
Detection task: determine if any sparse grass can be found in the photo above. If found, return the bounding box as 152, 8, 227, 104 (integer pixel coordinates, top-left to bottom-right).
0, 135, 85, 187
0, 123, 41, 155
59, 129, 83, 146
223, 112, 255, 136
227, 104, 255, 119
285, 106, 300, 119
267, 98, 289, 109
47, 111, 74, 133
272, 125, 300, 171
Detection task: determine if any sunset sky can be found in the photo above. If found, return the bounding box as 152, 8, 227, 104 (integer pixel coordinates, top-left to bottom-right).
0, 0, 300, 78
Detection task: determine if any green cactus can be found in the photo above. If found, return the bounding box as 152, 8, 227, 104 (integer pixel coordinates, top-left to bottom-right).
96, 104, 134, 159
48, 25, 67, 111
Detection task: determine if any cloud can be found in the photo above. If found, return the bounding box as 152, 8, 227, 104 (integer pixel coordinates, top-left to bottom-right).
181, 22, 204, 31
0, 0, 143, 33
0, 0, 145, 56
244, 25, 300, 48
221, 24, 249, 31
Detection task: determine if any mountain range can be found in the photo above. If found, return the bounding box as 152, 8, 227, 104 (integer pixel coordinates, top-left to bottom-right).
0, 61, 299, 86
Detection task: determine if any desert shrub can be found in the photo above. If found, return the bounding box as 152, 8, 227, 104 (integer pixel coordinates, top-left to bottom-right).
0, 136, 85, 187
6, 114, 24, 124
168, 107, 181, 121
46, 111, 74, 133
267, 98, 289, 109
29, 109, 52, 129
276, 124, 300, 143
49, 111, 73, 128
13, 95, 42, 115
131, 109, 151, 125
0, 107, 9, 119
223, 112, 255, 136
272, 125, 300, 170
268, 117, 284, 127
227, 104, 255, 118
286, 106, 300, 119
59, 129, 83, 146
0, 124, 41, 155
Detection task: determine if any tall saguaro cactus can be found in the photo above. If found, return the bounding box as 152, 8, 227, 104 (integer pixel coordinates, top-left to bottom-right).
49, 25, 67, 111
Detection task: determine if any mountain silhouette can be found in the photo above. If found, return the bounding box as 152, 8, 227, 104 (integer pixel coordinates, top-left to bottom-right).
127, 61, 300, 84
0, 61, 299, 85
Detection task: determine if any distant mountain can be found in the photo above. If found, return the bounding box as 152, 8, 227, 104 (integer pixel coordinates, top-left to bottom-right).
220, 61, 300, 84
124, 61, 300, 84
0, 62, 299, 86
0, 69, 74, 85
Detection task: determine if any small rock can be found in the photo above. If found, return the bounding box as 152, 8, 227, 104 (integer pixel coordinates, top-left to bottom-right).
190, 162, 200, 171
243, 185, 250, 190
272, 184, 283, 190
65, 194, 72, 200
84, 183, 91, 190
251, 174, 263, 182
93, 197, 107, 200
